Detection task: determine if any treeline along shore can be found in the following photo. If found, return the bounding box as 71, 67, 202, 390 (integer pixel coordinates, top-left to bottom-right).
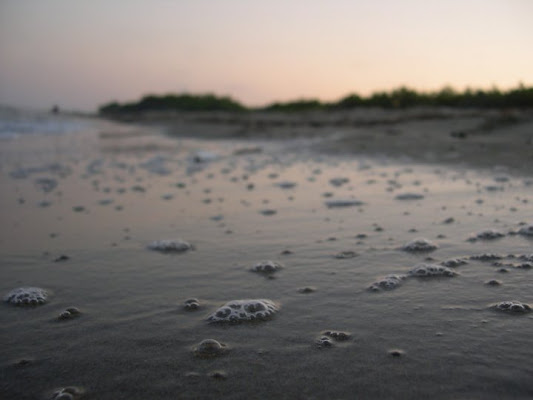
99, 85, 533, 117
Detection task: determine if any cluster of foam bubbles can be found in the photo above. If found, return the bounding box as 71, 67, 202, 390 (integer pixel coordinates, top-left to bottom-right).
441, 258, 468, 268
250, 260, 283, 273
147, 239, 192, 253
490, 301, 531, 313
467, 229, 505, 242
369, 274, 407, 291
469, 254, 533, 269
322, 330, 351, 341
193, 339, 227, 358
517, 224, 533, 236
519, 254, 533, 262
402, 238, 438, 252
493, 261, 533, 270
207, 299, 279, 323
10, 163, 71, 179
408, 263, 457, 277
469, 253, 503, 261
4, 287, 48, 306
370, 262, 459, 292
316, 330, 351, 348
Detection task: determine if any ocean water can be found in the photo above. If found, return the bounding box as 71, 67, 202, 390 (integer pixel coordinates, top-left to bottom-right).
0, 111, 532, 399
0, 107, 93, 140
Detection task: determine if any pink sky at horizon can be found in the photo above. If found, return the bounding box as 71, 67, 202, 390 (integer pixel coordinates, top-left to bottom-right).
1, 0, 532, 112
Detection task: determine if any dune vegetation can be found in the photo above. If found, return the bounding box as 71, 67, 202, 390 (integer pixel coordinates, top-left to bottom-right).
99, 84, 533, 116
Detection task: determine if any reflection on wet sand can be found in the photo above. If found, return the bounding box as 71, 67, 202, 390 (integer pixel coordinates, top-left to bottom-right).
0, 113, 532, 400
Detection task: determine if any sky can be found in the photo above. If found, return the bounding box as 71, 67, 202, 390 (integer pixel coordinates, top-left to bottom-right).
1, 0, 532, 112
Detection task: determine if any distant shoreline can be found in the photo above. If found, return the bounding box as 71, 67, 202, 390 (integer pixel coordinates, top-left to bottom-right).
105, 107, 533, 176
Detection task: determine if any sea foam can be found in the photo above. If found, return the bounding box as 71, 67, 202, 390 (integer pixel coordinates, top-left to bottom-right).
207, 299, 279, 323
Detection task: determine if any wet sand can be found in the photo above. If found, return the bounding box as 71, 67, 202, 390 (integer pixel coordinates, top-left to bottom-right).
134, 107, 533, 173
1, 110, 532, 399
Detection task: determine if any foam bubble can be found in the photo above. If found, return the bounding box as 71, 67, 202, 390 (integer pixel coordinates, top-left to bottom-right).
184, 298, 200, 310
402, 238, 438, 252
298, 286, 317, 294
139, 156, 172, 175
184, 371, 201, 379
4, 287, 48, 306
209, 370, 228, 380
316, 336, 334, 348
193, 339, 227, 358
259, 209, 277, 216
369, 274, 407, 291
50, 386, 84, 400
389, 349, 405, 357
86, 159, 103, 175
251, 260, 283, 273
35, 177, 58, 193
394, 193, 424, 200
490, 301, 531, 313
329, 177, 349, 187
192, 151, 218, 163
207, 299, 279, 323
10, 163, 71, 179
58, 307, 81, 321
148, 239, 192, 253
494, 175, 510, 183
54, 255, 70, 263
275, 181, 297, 189
408, 263, 457, 277
325, 199, 365, 208
11, 358, 34, 368
334, 251, 358, 259
233, 146, 262, 155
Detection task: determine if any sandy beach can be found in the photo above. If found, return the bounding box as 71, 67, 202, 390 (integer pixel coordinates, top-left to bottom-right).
1, 108, 532, 400
133, 107, 533, 174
